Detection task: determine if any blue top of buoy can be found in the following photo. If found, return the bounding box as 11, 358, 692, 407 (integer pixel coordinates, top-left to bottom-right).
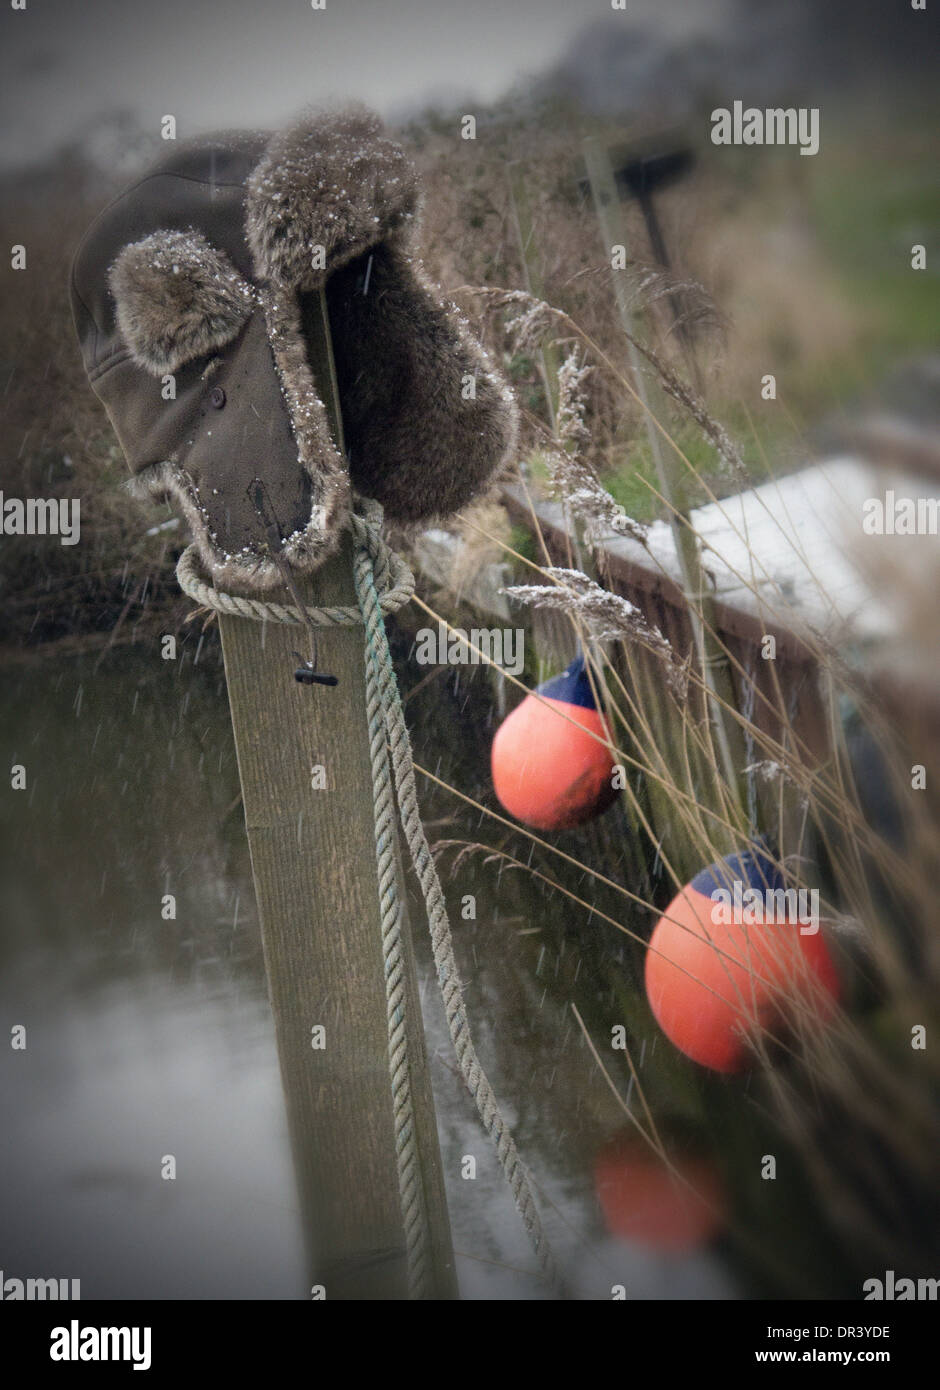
537, 654, 598, 709
691, 844, 785, 897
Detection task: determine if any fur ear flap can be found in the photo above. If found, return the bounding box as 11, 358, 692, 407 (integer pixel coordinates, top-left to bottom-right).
323, 247, 518, 523
246, 105, 420, 288
108, 229, 256, 375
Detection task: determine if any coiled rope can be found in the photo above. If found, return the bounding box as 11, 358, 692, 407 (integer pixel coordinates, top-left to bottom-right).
177, 505, 559, 1297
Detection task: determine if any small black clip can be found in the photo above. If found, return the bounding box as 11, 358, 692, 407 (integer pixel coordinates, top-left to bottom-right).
292, 652, 339, 687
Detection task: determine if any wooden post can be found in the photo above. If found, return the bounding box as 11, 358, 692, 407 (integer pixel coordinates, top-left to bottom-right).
508, 163, 594, 577
583, 137, 748, 834
508, 162, 561, 434
218, 291, 457, 1299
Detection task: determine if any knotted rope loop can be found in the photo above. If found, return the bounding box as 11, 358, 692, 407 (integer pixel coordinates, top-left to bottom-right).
175, 506, 414, 626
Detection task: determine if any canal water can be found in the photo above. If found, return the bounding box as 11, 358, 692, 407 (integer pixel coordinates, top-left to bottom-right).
0, 621, 833, 1299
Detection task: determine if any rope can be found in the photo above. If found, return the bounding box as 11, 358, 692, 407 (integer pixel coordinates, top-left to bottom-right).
176, 521, 414, 624
176, 510, 560, 1296
356, 517, 431, 1299
354, 537, 561, 1293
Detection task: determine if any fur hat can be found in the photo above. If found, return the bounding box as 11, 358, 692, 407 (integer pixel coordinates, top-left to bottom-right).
71, 107, 517, 590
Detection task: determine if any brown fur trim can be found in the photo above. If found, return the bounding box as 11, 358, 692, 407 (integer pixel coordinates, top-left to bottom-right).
109, 229, 256, 376
323, 245, 519, 522
246, 105, 420, 290
128, 458, 346, 592
256, 284, 351, 568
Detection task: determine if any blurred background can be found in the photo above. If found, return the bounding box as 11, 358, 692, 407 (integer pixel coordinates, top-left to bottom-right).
1, 0, 937, 1299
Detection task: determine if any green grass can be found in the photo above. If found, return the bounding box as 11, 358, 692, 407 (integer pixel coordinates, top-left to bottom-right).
599, 412, 780, 524
507, 522, 539, 566
601, 445, 661, 522
511, 108, 940, 534
809, 130, 940, 368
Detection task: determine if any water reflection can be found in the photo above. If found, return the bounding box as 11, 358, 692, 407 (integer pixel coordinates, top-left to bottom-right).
1, 635, 743, 1299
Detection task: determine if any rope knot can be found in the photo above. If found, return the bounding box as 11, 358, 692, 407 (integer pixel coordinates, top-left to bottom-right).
175, 498, 414, 626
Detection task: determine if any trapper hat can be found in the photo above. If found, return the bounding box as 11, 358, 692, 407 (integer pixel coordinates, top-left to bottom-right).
71, 106, 517, 590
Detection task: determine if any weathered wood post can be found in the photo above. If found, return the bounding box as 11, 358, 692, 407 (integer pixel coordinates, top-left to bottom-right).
508, 161, 561, 433
217, 291, 457, 1299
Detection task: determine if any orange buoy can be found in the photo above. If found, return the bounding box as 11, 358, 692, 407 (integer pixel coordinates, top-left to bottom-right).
645, 848, 840, 1073
491, 654, 617, 831
595, 1135, 724, 1253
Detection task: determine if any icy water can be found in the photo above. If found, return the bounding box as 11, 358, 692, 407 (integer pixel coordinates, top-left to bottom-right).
0, 632, 747, 1299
